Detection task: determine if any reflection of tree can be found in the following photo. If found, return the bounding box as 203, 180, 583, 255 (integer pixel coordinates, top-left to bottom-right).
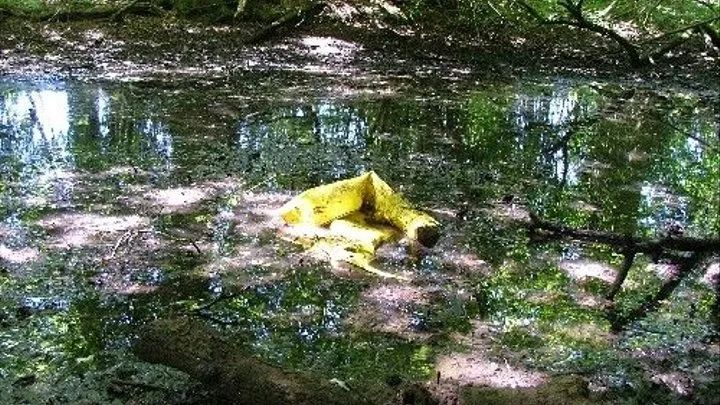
62, 84, 179, 173
452, 83, 720, 333
0, 84, 75, 210
519, 89, 720, 332
67, 83, 103, 169
235, 102, 367, 189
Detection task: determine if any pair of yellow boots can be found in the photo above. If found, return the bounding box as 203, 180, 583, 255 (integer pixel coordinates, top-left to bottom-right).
279, 171, 439, 279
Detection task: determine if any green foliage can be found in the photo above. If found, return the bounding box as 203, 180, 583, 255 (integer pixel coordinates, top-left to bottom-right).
0, 0, 44, 13
172, 0, 310, 22
483, 0, 720, 33
499, 326, 543, 349
399, 0, 720, 64
0, 0, 124, 15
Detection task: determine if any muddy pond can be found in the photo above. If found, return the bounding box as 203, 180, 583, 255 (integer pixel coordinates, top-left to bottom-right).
0, 75, 718, 403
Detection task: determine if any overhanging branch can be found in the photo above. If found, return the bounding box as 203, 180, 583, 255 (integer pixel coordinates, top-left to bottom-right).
516, 0, 646, 66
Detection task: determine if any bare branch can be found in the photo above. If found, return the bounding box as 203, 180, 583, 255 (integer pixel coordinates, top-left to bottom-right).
527, 212, 720, 253
610, 253, 704, 331
518, 0, 645, 66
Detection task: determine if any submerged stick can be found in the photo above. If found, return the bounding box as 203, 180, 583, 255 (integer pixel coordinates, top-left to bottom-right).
133, 317, 375, 405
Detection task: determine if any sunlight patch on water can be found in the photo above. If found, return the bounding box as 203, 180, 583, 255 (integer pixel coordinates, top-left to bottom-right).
559, 259, 617, 284
436, 353, 546, 388
300, 36, 359, 58
145, 187, 210, 212
0, 244, 39, 264
37, 213, 149, 248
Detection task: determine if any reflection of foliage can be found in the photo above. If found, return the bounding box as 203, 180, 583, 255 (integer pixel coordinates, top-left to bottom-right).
1, 78, 718, 402
478, 263, 602, 326
237, 103, 368, 190
202, 266, 434, 380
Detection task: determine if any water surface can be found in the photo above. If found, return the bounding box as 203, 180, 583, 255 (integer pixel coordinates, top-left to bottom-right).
1, 77, 718, 403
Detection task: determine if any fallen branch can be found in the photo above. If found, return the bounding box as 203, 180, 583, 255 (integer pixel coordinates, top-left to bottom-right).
133, 317, 383, 404
108, 378, 170, 392
606, 249, 637, 300
648, 111, 718, 153
639, 14, 720, 45
608, 253, 703, 331
527, 212, 720, 254
110, 0, 141, 22
647, 35, 692, 62
516, 0, 646, 66
700, 23, 720, 50
526, 212, 720, 330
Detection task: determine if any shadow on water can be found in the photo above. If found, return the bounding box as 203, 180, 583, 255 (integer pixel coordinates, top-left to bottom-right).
0, 77, 718, 403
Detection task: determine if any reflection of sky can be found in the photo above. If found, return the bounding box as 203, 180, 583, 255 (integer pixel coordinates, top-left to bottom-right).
685, 118, 715, 160
0, 86, 75, 208
1, 81, 177, 210
314, 103, 366, 146
512, 82, 580, 184
1, 88, 72, 164
140, 118, 173, 171
96, 89, 111, 139
513, 83, 577, 129
639, 183, 689, 232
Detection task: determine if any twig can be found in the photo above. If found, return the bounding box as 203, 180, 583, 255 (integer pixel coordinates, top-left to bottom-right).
195, 311, 243, 325
691, 0, 716, 9
191, 293, 232, 312
105, 229, 153, 261
515, 0, 547, 22
110, 0, 140, 22
648, 111, 717, 152
244, 2, 327, 44
107, 230, 133, 260
642, 0, 665, 26
245, 173, 276, 193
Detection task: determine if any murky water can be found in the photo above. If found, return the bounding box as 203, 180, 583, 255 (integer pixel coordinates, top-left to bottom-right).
1, 77, 718, 403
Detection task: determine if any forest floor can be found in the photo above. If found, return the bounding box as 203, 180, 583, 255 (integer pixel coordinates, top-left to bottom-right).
0, 2, 718, 94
